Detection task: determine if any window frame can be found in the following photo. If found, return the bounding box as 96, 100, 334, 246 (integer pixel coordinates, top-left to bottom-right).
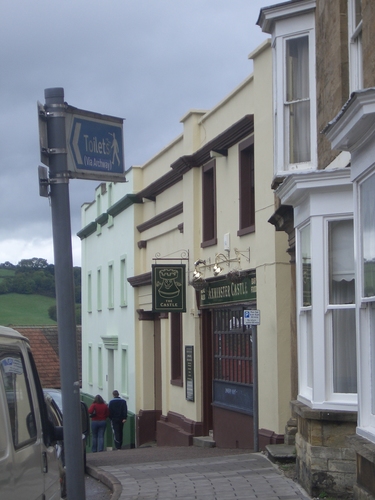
98, 344, 103, 390
87, 271, 92, 313
97, 267, 102, 312
108, 261, 114, 310
121, 344, 129, 397
296, 214, 357, 410
238, 136, 255, 236
348, 0, 363, 93
325, 217, 357, 402
0, 348, 37, 449
273, 21, 317, 175
356, 170, 375, 440
201, 159, 217, 248
120, 255, 128, 307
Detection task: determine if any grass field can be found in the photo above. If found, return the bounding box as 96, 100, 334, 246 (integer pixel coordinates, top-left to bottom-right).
0, 293, 57, 326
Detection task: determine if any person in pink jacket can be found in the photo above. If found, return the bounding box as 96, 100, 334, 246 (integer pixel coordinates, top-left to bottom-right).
88, 395, 109, 452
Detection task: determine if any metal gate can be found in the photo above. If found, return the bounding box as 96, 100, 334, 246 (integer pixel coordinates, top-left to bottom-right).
212, 307, 253, 414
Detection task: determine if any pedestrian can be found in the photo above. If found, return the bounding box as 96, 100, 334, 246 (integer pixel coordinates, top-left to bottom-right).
108, 390, 127, 450
88, 395, 109, 452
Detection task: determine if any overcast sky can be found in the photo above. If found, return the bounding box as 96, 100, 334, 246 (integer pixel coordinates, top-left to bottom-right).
0, 0, 271, 267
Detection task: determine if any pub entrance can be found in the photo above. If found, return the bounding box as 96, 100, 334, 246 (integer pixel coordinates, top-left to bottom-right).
212, 306, 254, 448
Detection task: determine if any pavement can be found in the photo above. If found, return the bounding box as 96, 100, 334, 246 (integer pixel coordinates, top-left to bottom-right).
86, 445, 312, 500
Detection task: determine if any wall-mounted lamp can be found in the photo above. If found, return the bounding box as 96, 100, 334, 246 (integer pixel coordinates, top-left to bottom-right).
193, 268, 202, 279
194, 259, 206, 266
190, 247, 250, 286
213, 263, 223, 276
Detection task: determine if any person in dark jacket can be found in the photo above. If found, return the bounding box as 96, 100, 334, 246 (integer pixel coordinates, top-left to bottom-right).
88, 394, 109, 452
108, 390, 127, 450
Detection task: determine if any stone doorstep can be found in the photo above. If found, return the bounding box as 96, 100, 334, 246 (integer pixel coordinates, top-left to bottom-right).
193, 435, 216, 448
265, 444, 296, 464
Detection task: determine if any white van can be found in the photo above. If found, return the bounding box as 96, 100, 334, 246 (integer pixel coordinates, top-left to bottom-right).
0, 325, 62, 499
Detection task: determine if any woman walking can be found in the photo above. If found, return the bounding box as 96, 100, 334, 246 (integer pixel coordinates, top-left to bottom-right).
88, 395, 109, 452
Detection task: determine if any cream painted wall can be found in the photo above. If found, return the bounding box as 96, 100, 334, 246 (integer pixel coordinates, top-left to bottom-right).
81, 37, 292, 439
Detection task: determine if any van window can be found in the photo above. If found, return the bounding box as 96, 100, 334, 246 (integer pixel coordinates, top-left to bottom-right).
0, 350, 37, 448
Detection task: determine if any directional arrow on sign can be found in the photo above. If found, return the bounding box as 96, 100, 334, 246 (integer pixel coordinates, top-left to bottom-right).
72, 121, 83, 165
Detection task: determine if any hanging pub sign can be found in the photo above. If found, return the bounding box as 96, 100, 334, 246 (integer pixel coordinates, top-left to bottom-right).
152, 264, 186, 313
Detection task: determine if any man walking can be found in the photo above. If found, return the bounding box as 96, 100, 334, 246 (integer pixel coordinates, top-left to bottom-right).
108, 390, 127, 450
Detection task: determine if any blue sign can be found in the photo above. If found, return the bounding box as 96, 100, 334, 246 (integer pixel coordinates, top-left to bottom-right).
66, 109, 125, 181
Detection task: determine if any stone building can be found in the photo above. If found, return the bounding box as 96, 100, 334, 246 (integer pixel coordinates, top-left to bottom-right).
260, 0, 375, 498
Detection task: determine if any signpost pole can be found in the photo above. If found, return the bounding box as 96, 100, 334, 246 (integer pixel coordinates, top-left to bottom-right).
252, 324, 259, 452
44, 87, 86, 500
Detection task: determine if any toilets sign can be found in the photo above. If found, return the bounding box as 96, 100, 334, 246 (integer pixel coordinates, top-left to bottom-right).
38, 101, 125, 182
65, 107, 125, 181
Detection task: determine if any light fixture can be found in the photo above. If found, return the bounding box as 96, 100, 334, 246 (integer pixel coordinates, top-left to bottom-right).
190, 247, 250, 285
193, 268, 202, 279
213, 263, 223, 276
194, 259, 206, 266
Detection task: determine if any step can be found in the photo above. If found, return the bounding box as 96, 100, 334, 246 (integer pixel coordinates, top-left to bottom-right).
265, 444, 296, 464
193, 435, 216, 448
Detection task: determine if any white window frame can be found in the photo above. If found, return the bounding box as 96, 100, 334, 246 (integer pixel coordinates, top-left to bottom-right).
296, 222, 313, 402
108, 261, 114, 310
88, 343, 93, 386
273, 15, 317, 175
96, 192, 102, 236
120, 255, 128, 307
348, 0, 363, 93
97, 267, 102, 311
324, 217, 357, 405
87, 271, 92, 313
107, 182, 114, 227
121, 344, 129, 397
98, 344, 103, 389
356, 170, 375, 442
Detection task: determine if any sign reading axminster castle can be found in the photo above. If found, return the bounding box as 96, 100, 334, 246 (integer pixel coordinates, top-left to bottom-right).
152, 265, 186, 313
200, 271, 256, 307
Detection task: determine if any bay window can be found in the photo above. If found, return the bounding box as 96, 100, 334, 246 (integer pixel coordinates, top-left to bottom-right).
328, 219, 356, 395
281, 170, 355, 411
258, 0, 316, 176
359, 172, 375, 423
298, 224, 313, 397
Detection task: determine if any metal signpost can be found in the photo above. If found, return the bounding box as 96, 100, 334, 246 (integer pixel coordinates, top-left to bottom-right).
38, 88, 125, 499
244, 309, 260, 452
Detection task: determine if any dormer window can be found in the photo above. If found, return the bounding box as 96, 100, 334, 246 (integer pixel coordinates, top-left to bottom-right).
258, 0, 316, 177
348, 0, 363, 92
285, 35, 311, 165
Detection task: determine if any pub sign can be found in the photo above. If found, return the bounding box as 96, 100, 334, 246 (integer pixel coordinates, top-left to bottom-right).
152, 264, 186, 313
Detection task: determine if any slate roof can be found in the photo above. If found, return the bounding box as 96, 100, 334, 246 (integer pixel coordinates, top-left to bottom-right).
13, 326, 82, 389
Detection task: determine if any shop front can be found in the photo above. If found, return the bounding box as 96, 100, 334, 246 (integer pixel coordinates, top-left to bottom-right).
200, 270, 257, 449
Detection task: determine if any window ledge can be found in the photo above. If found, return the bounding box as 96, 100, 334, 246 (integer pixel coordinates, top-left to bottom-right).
291, 400, 357, 422
171, 378, 183, 387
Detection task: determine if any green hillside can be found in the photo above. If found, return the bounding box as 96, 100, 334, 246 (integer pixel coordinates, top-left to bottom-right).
0, 293, 57, 326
